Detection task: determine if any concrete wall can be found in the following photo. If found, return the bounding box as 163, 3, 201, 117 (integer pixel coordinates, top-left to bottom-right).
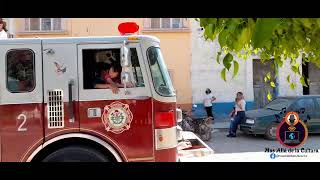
10, 18, 193, 107
190, 19, 304, 119
278, 57, 303, 96
8, 18, 307, 119
142, 31, 192, 108
191, 19, 254, 119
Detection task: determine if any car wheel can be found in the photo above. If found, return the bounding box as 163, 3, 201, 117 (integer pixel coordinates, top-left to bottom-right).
265, 123, 278, 140
42, 145, 110, 162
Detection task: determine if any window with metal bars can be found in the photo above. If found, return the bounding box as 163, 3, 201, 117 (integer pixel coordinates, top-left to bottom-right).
144, 18, 189, 29
24, 18, 63, 31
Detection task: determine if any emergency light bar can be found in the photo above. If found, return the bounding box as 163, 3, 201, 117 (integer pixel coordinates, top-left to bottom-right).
118, 22, 139, 35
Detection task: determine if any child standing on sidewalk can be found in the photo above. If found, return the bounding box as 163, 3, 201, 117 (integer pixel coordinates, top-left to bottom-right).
203, 88, 216, 119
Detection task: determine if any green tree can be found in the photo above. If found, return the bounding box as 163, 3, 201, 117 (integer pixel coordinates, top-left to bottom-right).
198, 18, 320, 100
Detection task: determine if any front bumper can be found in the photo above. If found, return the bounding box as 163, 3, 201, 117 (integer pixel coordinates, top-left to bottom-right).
240, 124, 256, 134
240, 124, 265, 135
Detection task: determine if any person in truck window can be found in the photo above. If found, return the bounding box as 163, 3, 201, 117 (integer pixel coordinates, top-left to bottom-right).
94, 63, 133, 94
0, 20, 8, 39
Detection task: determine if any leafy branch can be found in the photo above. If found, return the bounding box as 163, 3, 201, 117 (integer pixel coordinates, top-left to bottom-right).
198, 18, 318, 100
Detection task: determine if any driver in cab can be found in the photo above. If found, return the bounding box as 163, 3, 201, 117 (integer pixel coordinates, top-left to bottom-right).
94, 63, 134, 94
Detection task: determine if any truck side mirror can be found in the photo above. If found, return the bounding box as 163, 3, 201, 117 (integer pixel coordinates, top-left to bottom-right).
121, 41, 130, 67
121, 72, 130, 84
300, 108, 306, 114
121, 72, 130, 95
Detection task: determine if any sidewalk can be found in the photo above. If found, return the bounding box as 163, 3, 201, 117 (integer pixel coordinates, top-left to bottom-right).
213, 117, 230, 129
213, 122, 229, 129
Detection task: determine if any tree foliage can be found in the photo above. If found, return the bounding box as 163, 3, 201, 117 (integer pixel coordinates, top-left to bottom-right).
198, 18, 320, 100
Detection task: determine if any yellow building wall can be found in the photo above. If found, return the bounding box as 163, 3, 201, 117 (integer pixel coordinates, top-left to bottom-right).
13, 18, 192, 108
143, 32, 192, 108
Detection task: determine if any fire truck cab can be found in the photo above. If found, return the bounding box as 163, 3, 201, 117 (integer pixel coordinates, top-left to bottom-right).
0, 23, 179, 162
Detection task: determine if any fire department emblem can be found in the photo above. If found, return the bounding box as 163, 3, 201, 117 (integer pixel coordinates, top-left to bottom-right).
101, 101, 133, 134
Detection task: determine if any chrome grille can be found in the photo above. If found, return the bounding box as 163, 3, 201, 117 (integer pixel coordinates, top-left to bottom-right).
47, 90, 64, 128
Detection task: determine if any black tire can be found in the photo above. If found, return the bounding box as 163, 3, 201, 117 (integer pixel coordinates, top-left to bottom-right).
264, 123, 278, 140
42, 145, 110, 162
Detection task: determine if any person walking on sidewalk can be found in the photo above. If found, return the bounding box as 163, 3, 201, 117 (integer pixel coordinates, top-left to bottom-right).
203, 88, 216, 119
227, 92, 246, 137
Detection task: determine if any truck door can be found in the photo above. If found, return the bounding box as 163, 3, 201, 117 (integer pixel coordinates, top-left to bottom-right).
0, 42, 44, 161
77, 43, 154, 161
42, 42, 80, 140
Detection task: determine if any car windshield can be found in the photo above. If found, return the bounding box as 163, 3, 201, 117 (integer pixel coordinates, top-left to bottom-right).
264, 98, 294, 111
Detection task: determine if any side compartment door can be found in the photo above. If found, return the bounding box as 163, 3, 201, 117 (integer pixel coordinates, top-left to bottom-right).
77, 43, 154, 161
0, 43, 44, 161
42, 43, 79, 140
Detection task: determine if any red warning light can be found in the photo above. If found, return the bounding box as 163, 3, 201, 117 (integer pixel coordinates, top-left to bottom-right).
118, 22, 139, 35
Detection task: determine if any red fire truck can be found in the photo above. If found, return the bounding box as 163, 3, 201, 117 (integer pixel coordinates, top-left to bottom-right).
0, 22, 181, 162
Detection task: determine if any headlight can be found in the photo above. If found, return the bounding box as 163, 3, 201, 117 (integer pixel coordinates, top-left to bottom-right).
246, 119, 255, 124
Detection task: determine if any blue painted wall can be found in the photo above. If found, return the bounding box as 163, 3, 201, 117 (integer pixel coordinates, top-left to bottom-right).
192, 101, 254, 121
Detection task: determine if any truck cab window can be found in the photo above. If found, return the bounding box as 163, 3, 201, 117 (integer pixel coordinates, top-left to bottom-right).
6, 49, 35, 93
82, 48, 144, 89
147, 47, 175, 97
130, 48, 144, 87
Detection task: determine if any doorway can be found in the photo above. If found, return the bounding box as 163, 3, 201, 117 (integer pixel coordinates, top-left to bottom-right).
253, 59, 276, 109
302, 61, 320, 95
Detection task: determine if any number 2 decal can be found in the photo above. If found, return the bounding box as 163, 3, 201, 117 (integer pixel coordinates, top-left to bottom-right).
17, 114, 27, 132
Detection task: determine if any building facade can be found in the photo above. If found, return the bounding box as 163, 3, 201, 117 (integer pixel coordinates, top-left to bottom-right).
6, 18, 193, 109
4, 18, 320, 120
190, 19, 319, 119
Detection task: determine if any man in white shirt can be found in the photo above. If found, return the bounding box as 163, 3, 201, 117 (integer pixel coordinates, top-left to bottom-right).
227, 92, 246, 138
235, 98, 246, 112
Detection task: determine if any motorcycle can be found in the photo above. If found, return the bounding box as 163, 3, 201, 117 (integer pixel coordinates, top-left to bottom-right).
180, 110, 194, 132
178, 105, 213, 141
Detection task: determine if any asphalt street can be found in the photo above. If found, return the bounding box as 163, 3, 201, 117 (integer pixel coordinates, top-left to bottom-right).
179, 129, 320, 162
207, 129, 320, 154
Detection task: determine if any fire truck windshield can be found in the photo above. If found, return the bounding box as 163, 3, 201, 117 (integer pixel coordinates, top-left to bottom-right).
147, 47, 175, 97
